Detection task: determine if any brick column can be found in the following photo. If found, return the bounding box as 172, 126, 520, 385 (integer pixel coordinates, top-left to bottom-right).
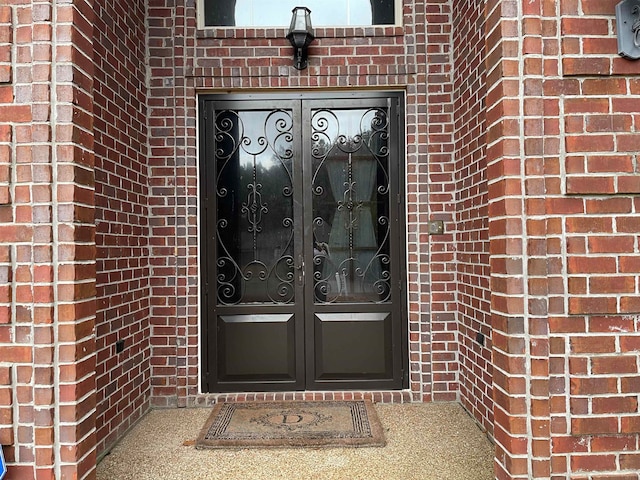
0, 1, 97, 479
485, 0, 551, 477
55, 2, 97, 478
0, 1, 15, 460
487, 0, 640, 477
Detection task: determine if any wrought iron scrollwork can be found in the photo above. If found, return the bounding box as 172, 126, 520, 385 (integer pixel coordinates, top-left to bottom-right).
215, 109, 295, 305
311, 107, 392, 304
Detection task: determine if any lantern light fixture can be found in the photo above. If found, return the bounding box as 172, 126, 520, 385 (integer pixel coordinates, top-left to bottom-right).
286, 7, 315, 70
616, 0, 640, 60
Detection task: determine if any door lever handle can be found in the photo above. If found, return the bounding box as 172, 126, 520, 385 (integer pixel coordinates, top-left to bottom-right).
297, 255, 305, 285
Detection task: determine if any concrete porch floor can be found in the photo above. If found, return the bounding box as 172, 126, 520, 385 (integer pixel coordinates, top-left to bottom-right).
96, 402, 494, 480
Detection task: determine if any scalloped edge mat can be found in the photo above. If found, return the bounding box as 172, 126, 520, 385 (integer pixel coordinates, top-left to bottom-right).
195, 400, 386, 449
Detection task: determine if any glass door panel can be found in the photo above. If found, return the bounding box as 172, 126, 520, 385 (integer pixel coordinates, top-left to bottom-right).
309, 107, 391, 304
215, 108, 296, 305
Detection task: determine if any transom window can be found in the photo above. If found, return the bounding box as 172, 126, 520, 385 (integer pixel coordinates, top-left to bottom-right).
203, 0, 396, 27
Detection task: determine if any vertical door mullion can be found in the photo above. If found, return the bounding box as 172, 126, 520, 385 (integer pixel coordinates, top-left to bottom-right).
292, 101, 306, 387
301, 102, 315, 386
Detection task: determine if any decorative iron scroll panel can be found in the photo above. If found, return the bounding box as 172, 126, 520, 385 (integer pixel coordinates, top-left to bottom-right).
310, 108, 391, 304
214, 109, 296, 305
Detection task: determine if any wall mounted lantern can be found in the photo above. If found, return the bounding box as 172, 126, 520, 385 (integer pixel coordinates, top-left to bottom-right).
286, 7, 314, 70
616, 0, 640, 60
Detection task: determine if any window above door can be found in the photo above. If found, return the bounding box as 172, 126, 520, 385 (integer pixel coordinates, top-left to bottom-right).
201, 0, 399, 28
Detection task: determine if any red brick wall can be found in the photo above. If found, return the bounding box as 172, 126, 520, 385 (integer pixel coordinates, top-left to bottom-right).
94, 0, 151, 455
453, 0, 492, 434
146, 0, 459, 405
549, 1, 640, 477
0, 1, 97, 479
8, 1, 640, 478
487, 0, 640, 478
147, 0, 199, 407
423, 0, 458, 403
0, 2, 13, 461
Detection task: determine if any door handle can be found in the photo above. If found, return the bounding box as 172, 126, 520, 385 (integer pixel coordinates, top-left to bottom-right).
297, 255, 305, 285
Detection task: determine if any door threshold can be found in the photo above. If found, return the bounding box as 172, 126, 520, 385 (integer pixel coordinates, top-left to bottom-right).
187, 390, 417, 406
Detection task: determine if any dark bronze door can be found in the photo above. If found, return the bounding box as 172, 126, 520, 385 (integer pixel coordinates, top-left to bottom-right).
200, 92, 407, 392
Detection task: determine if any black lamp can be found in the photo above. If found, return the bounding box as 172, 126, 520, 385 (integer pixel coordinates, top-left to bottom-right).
286, 7, 314, 70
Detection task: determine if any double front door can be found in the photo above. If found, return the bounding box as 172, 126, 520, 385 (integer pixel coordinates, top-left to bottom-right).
200, 92, 407, 392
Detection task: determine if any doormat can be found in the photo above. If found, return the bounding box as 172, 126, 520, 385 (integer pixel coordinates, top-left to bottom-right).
195, 400, 386, 449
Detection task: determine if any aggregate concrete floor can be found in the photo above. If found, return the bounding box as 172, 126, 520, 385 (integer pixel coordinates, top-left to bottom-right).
97, 402, 494, 480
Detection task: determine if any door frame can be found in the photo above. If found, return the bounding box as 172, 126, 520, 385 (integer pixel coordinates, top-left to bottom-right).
198, 90, 409, 393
